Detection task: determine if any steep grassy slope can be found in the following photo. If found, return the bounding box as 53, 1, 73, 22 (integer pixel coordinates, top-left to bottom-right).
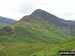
0, 24, 68, 43
31, 38, 75, 56
0, 9, 72, 43
4, 14, 69, 43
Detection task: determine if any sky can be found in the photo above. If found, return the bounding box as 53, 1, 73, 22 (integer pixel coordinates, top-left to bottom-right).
0, 0, 75, 20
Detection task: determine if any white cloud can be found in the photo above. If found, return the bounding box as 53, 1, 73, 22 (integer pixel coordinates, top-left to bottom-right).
0, 11, 25, 20
0, 0, 75, 20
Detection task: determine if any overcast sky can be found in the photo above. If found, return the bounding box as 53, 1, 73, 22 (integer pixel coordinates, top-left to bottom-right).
0, 0, 75, 20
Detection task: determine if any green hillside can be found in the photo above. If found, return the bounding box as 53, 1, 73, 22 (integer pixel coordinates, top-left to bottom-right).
0, 42, 52, 56
31, 38, 75, 56
0, 12, 69, 43
0, 9, 74, 56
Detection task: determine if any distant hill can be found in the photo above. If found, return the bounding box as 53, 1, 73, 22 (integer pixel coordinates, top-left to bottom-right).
0, 16, 17, 25
0, 16, 17, 29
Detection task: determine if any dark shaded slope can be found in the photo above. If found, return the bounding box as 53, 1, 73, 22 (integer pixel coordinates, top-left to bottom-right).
31, 9, 75, 35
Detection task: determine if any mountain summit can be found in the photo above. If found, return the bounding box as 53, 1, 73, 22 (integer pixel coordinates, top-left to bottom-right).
32, 9, 64, 24
22, 9, 75, 35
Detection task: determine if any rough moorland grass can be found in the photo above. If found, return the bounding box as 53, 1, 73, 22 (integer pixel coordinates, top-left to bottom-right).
0, 42, 52, 56
31, 38, 75, 56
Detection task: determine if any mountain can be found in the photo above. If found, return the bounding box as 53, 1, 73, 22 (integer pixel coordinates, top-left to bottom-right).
0, 9, 70, 43
31, 38, 75, 56
0, 9, 74, 56
0, 9, 73, 43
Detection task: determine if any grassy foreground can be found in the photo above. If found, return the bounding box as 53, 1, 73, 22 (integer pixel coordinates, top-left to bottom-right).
0, 42, 52, 56
31, 38, 75, 56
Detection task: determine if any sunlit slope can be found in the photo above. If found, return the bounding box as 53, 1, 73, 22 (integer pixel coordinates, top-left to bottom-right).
0, 42, 51, 56
31, 38, 75, 56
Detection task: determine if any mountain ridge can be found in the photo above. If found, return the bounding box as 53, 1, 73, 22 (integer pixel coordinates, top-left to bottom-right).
29, 9, 75, 35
